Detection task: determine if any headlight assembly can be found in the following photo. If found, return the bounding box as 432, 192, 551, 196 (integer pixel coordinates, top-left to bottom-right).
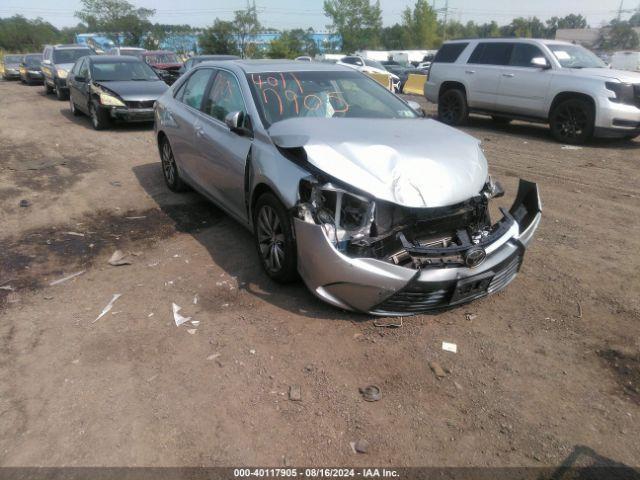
299, 178, 375, 250
56, 68, 68, 79
98, 91, 126, 107
606, 81, 635, 106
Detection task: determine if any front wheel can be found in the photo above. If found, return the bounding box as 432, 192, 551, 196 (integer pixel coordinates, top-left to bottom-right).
89, 102, 110, 130
69, 96, 81, 116
44, 82, 53, 94
438, 88, 468, 126
254, 193, 298, 283
549, 98, 594, 145
55, 85, 68, 100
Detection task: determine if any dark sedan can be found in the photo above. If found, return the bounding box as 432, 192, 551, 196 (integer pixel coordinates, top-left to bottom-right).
19, 53, 44, 84
381, 61, 422, 92
1, 54, 23, 80
68, 55, 168, 130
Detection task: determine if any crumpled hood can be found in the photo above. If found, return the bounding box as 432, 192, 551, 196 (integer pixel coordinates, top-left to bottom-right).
563, 67, 640, 83
269, 117, 488, 208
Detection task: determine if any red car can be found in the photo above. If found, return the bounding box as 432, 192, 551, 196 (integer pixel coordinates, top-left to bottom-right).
138, 51, 182, 85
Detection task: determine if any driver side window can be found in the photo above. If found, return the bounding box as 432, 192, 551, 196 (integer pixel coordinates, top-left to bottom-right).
203, 70, 247, 123
79, 59, 89, 78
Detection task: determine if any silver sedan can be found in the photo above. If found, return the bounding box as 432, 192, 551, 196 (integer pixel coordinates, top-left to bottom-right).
154, 60, 541, 316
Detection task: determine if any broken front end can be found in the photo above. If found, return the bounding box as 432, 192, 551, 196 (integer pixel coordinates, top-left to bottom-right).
294, 177, 541, 315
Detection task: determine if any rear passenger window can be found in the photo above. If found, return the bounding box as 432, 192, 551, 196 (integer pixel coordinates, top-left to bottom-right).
510, 44, 546, 67
433, 43, 468, 63
468, 43, 514, 65
178, 69, 212, 109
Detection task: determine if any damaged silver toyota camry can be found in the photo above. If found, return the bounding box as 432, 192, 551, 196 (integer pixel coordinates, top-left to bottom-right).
154, 60, 541, 316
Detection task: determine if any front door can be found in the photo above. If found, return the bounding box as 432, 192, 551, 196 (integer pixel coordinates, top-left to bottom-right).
194, 69, 253, 223
464, 42, 514, 110
494, 43, 552, 117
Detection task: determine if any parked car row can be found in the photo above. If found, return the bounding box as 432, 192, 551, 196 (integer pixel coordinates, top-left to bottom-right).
3, 46, 544, 315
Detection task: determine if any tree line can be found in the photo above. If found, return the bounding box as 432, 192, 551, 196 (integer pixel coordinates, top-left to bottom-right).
1, 0, 639, 56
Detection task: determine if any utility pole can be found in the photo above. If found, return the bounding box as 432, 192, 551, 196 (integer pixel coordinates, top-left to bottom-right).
617, 0, 624, 20
442, 0, 449, 41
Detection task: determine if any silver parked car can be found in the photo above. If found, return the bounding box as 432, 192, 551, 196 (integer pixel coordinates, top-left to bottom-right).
154, 60, 542, 316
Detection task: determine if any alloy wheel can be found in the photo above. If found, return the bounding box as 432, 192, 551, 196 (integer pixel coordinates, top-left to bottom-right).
555, 104, 588, 140
90, 104, 99, 129
256, 205, 285, 273
440, 92, 461, 124
161, 140, 176, 185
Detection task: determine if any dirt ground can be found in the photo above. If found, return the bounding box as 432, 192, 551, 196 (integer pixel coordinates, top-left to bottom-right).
1, 78, 639, 470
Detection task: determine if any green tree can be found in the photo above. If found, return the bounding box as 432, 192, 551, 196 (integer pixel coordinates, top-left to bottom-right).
75, 0, 155, 46
501, 17, 546, 38
629, 12, 640, 27
476, 21, 500, 38
199, 19, 240, 55
401, 0, 439, 48
266, 29, 317, 59
601, 21, 640, 50
323, 0, 382, 52
234, 1, 261, 58
0, 15, 62, 52
545, 14, 588, 37
381, 24, 406, 49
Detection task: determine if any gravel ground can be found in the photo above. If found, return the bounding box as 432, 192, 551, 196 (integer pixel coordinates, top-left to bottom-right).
1, 79, 639, 470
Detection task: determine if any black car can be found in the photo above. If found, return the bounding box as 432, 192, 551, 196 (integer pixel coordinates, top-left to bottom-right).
1, 54, 23, 80
179, 54, 240, 75
19, 53, 44, 84
67, 55, 169, 130
381, 61, 422, 92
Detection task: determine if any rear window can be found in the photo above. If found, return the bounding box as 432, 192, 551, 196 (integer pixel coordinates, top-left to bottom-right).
433, 43, 468, 63
468, 43, 514, 66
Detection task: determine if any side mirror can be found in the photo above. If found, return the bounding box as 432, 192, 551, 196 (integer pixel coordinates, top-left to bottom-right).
406, 99, 425, 117
531, 57, 550, 69
224, 111, 251, 135
75, 75, 86, 83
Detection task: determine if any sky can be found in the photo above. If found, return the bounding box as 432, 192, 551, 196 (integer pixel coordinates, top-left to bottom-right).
0, 0, 638, 31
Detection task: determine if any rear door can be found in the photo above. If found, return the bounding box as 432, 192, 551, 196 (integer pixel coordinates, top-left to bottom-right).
194, 68, 253, 222
168, 68, 215, 189
494, 43, 553, 117
465, 42, 514, 110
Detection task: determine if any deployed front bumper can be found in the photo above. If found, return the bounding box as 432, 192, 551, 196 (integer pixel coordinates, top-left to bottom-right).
294, 180, 541, 316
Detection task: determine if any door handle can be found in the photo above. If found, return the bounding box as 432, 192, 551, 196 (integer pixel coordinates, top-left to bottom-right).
465, 70, 475, 74
194, 125, 204, 138
502, 73, 515, 78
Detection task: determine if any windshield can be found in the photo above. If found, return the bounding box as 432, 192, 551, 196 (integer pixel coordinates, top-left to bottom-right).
363, 58, 386, 70
143, 53, 178, 65
5, 55, 22, 64
247, 70, 418, 127
547, 44, 606, 69
91, 60, 159, 81
53, 49, 91, 64
24, 55, 42, 67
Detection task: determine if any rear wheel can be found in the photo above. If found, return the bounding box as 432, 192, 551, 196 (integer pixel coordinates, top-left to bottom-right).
253, 193, 298, 283
438, 88, 468, 126
160, 137, 188, 192
89, 102, 110, 130
549, 98, 594, 145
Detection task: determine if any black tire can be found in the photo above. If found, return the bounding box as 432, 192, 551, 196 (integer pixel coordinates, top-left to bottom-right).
89, 102, 110, 130
253, 192, 298, 283
438, 88, 469, 126
44, 82, 54, 94
549, 98, 594, 145
55, 85, 68, 100
491, 115, 512, 124
159, 136, 188, 192
69, 96, 81, 116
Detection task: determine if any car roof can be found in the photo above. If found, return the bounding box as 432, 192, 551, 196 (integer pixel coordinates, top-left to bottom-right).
87, 55, 140, 63
25, 53, 43, 57
117, 47, 145, 50
194, 55, 239, 60
50, 44, 92, 50
205, 59, 353, 74
442, 38, 574, 46
142, 50, 174, 55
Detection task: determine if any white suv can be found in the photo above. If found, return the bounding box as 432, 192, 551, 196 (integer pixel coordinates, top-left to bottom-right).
425, 39, 640, 143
